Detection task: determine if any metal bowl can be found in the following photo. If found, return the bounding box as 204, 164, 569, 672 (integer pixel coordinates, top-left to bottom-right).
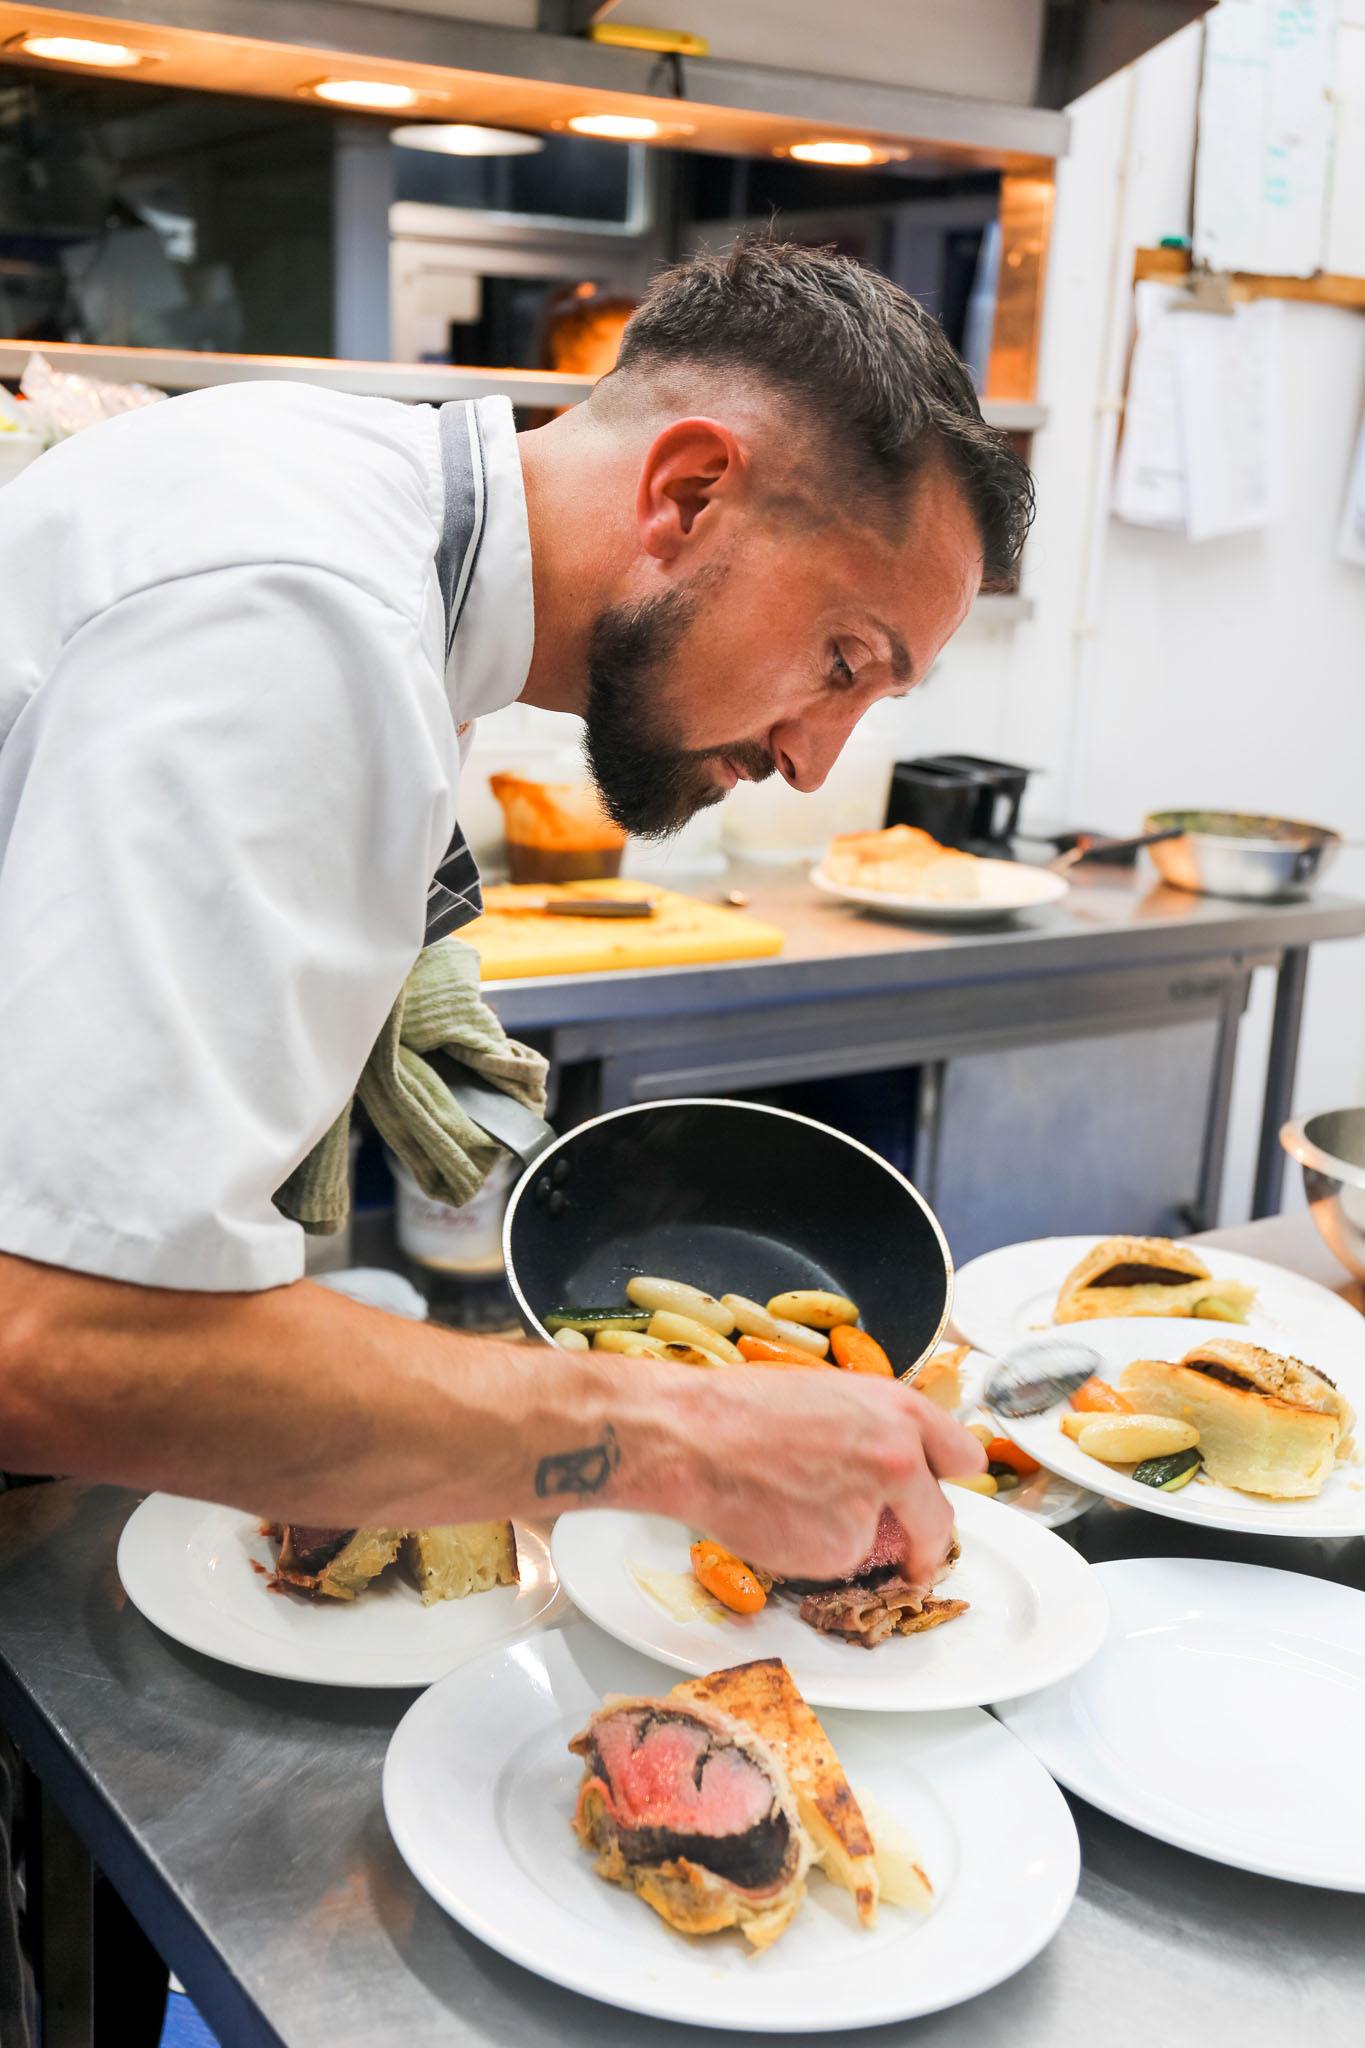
1280, 1107, 1365, 1280
503, 1097, 953, 1377
1143, 810, 1341, 901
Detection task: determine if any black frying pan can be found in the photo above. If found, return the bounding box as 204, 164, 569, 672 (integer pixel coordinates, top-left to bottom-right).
496, 1098, 953, 1378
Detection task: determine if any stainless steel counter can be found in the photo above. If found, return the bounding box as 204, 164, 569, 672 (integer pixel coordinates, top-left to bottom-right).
2, 1215, 1363, 2048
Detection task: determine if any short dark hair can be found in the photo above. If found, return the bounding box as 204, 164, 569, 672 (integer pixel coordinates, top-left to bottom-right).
609, 233, 1034, 591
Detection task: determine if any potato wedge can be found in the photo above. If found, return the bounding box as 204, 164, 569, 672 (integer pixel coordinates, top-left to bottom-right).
646, 1311, 742, 1363
625, 1277, 735, 1333
592, 1329, 672, 1358
1076, 1414, 1199, 1463
766, 1289, 860, 1330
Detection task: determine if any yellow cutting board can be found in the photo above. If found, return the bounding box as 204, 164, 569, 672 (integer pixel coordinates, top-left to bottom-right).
464, 880, 784, 980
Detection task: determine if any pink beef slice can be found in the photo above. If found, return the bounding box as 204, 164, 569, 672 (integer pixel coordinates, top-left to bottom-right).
582, 1707, 791, 1891
592, 1709, 773, 1835
856, 1507, 908, 1576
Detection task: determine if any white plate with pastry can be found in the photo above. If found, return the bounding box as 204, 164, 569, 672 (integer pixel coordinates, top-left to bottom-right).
952, 1233, 1365, 1360
117, 1495, 564, 1686
549, 1488, 1107, 1711
998, 1558, 1365, 1890
984, 1318, 1365, 1537
383, 1623, 1080, 2031
810, 858, 1069, 925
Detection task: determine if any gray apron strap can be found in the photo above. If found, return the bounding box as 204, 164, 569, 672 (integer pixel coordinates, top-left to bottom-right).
425, 401, 488, 946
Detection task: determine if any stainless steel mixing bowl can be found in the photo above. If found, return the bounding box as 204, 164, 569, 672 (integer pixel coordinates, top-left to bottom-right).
1144, 810, 1341, 901
1280, 1108, 1365, 1280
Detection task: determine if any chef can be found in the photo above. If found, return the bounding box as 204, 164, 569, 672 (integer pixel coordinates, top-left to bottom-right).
0, 237, 1025, 1614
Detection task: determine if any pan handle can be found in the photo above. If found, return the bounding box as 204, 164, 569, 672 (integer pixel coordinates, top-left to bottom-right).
426, 1050, 558, 1173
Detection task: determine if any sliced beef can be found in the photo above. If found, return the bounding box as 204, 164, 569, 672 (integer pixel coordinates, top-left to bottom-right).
572, 1706, 791, 1892
278, 1527, 355, 1575
783, 1506, 908, 1593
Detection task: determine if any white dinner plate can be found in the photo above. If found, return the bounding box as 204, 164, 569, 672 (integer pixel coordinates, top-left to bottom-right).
117, 1495, 564, 1687
998, 1558, 1365, 1889
550, 1488, 1107, 1711
952, 1233, 1365, 1360
979, 1317, 1365, 1537
809, 859, 1069, 924
383, 1624, 1080, 2032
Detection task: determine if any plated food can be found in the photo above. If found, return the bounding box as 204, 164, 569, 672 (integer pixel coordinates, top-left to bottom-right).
1054, 1235, 1255, 1324
809, 828, 1070, 922
570, 1656, 930, 1951
267, 1519, 518, 1604
550, 1492, 1108, 1712
952, 1234, 1365, 1364
117, 1496, 560, 1686
820, 825, 983, 902
382, 1627, 1082, 2030
982, 1318, 1365, 1538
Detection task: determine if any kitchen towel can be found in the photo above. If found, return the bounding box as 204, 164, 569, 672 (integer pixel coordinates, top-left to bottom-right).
274, 938, 548, 1235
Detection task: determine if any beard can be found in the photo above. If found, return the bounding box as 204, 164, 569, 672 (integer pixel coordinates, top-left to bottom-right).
583, 582, 776, 838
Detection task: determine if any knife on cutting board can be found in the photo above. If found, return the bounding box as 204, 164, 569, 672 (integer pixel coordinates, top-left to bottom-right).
487, 894, 659, 918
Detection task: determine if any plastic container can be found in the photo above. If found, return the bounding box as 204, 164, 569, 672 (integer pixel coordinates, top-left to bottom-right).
390, 1151, 516, 1275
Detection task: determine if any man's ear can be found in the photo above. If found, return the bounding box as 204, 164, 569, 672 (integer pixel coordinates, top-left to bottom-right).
636, 418, 747, 562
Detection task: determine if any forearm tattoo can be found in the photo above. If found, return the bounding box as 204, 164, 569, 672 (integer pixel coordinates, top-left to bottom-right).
535, 1424, 621, 1499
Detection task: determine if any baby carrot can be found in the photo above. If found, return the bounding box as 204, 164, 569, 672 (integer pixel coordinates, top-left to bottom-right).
690, 1540, 767, 1614
736, 1335, 831, 1368
984, 1436, 1042, 1476
830, 1325, 894, 1376
1069, 1376, 1134, 1415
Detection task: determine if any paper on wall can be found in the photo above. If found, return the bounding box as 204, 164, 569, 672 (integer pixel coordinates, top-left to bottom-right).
1113, 286, 1284, 540
1195, 0, 1340, 279
1325, 22, 1365, 276
1112, 283, 1189, 531
1176, 298, 1285, 539
1338, 414, 1365, 565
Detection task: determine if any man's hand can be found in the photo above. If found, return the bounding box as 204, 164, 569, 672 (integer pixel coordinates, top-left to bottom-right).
633, 1367, 986, 1587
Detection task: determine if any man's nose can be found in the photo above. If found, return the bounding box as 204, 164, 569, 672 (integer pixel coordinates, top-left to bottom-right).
769, 704, 865, 794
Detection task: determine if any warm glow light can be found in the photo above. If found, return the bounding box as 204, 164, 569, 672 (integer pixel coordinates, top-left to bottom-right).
311, 78, 420, 110
567, 113, 670, 141
12, 34, 145, 68
391, 123, 543, 157
787, 140, 908, 167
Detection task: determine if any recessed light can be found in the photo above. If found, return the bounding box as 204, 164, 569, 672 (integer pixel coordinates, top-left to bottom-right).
311, 79, 423, 111
566, 112, 693, 142
391, 123, 544, 157
786, 140, 908, 167
9, 34, 148, 68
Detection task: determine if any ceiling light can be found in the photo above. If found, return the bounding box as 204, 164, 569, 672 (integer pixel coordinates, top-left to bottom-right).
311, 79, 422, 111
786, 140, 908, 167
9, 34, 147, 68
566, 112, 692, 142
391, 123, 543, 157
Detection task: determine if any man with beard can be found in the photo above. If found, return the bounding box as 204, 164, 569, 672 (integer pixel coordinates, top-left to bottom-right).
0, 233, 1019, 2039
0, 238, 1014, 1635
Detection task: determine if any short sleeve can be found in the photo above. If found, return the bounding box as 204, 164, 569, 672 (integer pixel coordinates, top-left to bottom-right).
0, 563, 458, 1289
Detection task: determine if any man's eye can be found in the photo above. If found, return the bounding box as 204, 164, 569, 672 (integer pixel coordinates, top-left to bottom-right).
829, 648, 855, 688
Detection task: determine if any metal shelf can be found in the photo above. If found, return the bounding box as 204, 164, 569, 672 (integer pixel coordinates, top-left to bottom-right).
0, 340, 596, 410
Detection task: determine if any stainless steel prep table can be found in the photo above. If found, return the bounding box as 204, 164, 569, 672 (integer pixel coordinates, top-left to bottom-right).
2, 1214, 1363, 2048
480, 865, 1365, 1224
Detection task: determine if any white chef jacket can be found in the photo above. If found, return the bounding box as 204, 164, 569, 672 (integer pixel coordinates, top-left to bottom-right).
0, 383, 534, 1291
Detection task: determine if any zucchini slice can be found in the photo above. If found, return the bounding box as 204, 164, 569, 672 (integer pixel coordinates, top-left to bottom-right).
543, 1309, 651, 1335
1132, 1447, 1203, 1492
